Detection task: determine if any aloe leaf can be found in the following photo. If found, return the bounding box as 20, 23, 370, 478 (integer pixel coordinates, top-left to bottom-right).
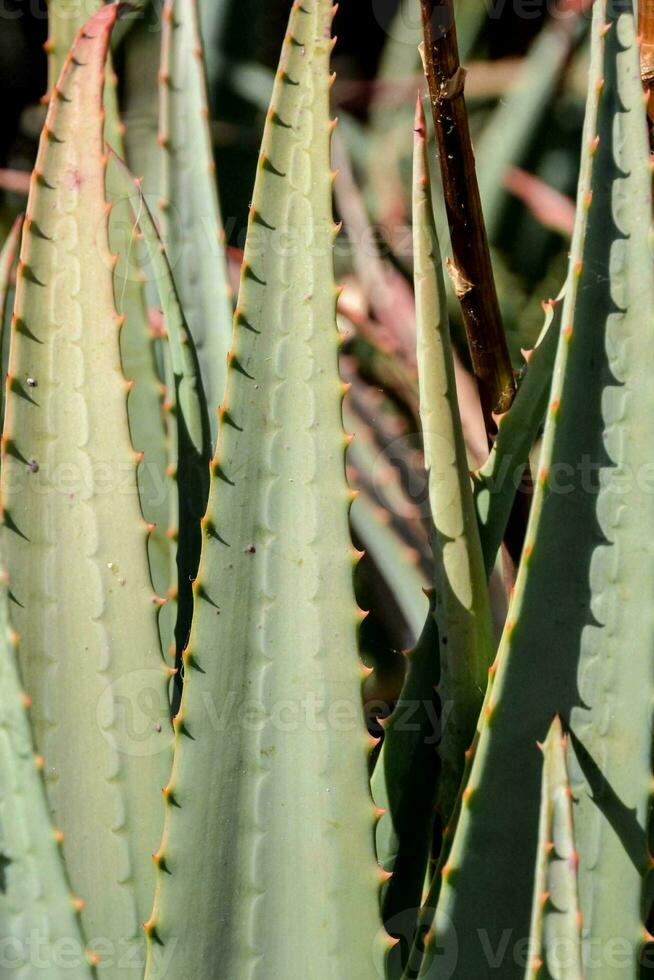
527, 717, 583, 980
46, 0, 102, 91
1, 8, 172, 969
121, 4, 161, 198
106, 164, 174, 637
108, 149, 212, 677
473, 292, 561, 579
421, 5, 654, 976
413, 97, 493, 829
0, 562, 95, 980
371, 98, 495, 972
144, 3, 385, 976
159, 0, 233, 443
0, 216, 21, 325
46, 0, 125, 154
0, 216, 22, 432
371, 596, 440, 966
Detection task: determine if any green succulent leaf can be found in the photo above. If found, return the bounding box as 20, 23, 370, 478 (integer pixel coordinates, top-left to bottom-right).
0, 561, 95, 980
159, 0, 233, 444
413, 97, 494, 829
106, 160, 173, 629
420, 5, 654, 976
371, 594, 440, 975
144, 3, 385, 977
0, 216, 22, 433
1, 8, 172, 971
121, 3, 162, 200
473, 291, 561, 579
47, 0, 124, 154
526, 717, 583, 980
107, 149, 212, 681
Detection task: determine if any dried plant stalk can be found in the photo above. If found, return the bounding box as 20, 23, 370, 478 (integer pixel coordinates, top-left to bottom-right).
419, 0, 516, 426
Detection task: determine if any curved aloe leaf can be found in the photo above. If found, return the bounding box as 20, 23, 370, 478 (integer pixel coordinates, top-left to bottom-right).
1, 8, 172, 970
0, 216, 22, 432
473, 292, 561, 578
371, 596, 440, 971
47, 0, 124, 154
0, 562, 94, 980
108, 149, 211, 680
106, 164, 174, 627
159, 0, 233, 444
144, 3, 385, 977
527, 717, 583, 980
421, 5, 654, 975
371, 98, 495, 974
0, 217, 21, 328
413, 97, 493, 828
46, 0, 102, 90
121, 4, 161, 198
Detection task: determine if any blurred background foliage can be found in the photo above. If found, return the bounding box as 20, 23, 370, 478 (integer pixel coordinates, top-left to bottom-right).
0, 0, 591, 717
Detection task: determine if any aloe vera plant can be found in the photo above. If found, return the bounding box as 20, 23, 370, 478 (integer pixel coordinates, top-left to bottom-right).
1, 0, 654, 977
